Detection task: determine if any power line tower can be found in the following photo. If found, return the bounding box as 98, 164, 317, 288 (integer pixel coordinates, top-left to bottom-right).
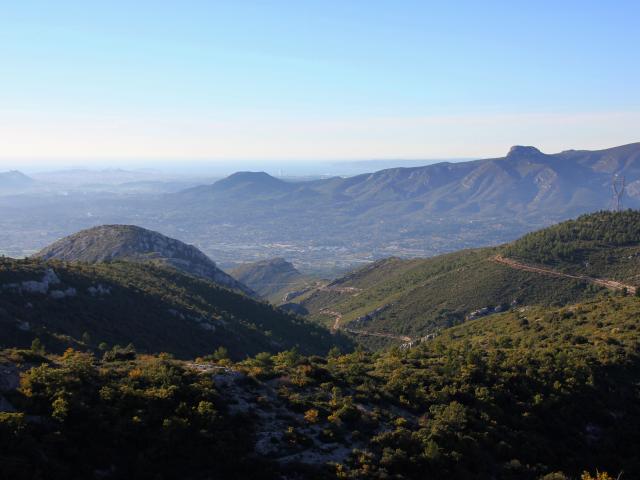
612, 174, 625, 212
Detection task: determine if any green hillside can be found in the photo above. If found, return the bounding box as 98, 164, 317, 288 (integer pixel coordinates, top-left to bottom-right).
230, 257, 318, 303
297, 211, 640, 347
301, 248, 601, 344
504, 210, 640, 284
0, 258, 350, 359
2, 293, 639, 479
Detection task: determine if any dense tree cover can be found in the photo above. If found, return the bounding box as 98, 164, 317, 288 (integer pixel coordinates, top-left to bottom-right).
266, 294, 639, 479
1, 292, 637, 479
0, 349, 272, 479
504, 210, 640, 282
0, 258, 351, 359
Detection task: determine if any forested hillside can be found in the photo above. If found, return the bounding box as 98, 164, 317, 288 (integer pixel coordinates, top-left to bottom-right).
230, 258, 315, 303
299, 248, 601, 346
504, 210, 640, 284
297, 211, 640, 347
0, 258, 349, 359
1, 292, 637, 479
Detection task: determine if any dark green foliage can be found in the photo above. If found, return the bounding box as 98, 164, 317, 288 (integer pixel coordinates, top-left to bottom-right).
2, 294, 639, 479
302, 211, 640, 348
259, 295, 640, 478
230, 257, 314, 303
0, 258, 351, 359
504, 210, 640, 283
2, 211, 640, 478
1, 350, 274, 480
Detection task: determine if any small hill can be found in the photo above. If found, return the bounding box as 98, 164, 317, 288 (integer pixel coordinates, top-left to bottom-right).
298, 211, 640, 347
230, 257, 313, 302
212, 171, 292, 194
0, 258, 349, 359
178, 171, 295, 201
0, 170, 34, 189
34, 225, 255, 297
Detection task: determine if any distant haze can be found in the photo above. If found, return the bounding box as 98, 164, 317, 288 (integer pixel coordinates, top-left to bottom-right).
1, 2, 639, 164
10, 158, 463, 177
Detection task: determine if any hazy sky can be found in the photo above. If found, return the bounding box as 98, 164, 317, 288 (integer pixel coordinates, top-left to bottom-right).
1, 1, 639, 168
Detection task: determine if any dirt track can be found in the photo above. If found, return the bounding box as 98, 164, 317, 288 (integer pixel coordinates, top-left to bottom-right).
493, 255, 637, 295
342, 328, 412, 342
320, 309, 344, 332
320, 308, 411, 342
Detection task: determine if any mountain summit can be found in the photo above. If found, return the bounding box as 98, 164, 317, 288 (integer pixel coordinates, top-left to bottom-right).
506, 145, 545, 159
217, 171, 286, 188
34, 225, 255, 296
0, 170, 34, 189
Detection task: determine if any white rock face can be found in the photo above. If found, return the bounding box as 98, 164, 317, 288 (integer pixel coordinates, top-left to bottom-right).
50, 287, 77, 299
42, 268, 61, 285
87, 284, 111, 296
34, 225, 256, 297
21, 280, 49, 294
3, 268, 63, 295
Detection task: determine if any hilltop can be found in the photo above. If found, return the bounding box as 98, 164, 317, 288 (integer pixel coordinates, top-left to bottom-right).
0, 170, 34, 189
0, 258, 349, 359
34, 225, 256, 297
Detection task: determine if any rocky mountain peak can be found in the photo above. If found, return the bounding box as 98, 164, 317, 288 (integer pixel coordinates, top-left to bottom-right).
33, 225, 256, 297
506, 145, 544, 159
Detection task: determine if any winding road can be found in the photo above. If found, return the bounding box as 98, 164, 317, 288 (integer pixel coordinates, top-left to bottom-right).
319, 254, 638, 347
493, 255, 637, 295
320, 308, 412, 342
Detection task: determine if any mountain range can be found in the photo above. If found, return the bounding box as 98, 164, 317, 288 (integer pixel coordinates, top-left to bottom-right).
154, 142, 640, 268
174, 142, 640, 218
2, 143, 640, 268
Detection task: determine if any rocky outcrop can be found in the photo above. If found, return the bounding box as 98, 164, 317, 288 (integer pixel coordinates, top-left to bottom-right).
2, 268, 61, 295
34, 225, 256, 297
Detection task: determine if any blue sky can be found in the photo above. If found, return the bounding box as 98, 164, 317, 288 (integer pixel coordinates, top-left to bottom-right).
1, 1, 639, 167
